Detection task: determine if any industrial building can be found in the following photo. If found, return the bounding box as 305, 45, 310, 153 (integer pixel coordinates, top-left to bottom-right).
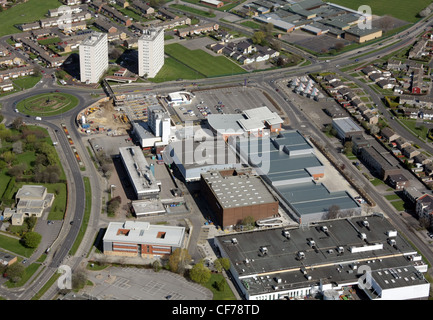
200, 168, 279, 228
166, 91, 195, 107
131, 105, 173, 149
162, 137, 243, 182
207, 106, 283, 141
103, 221, 186, 258
332, 117, 363, 141
79, 32, 108, 84
138, 27, 164, 78
119, 146, 161, 200
215, 214, 429, 300
235, 130, 360, 223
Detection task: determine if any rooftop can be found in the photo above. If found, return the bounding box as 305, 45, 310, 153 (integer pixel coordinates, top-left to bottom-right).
103, 221, 185, 247
332, 117, 363, 133
119, 146, 160, 196
201, 169, 277, 208
215, 214, 424, 297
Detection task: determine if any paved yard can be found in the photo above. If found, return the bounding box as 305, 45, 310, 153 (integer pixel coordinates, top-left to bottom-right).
82, 266, 213, 300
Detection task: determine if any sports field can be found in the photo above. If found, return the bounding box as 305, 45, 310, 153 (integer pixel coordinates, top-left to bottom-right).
329, 0, 431, 23
165, 43, 246, 78
0, 0, 61, 37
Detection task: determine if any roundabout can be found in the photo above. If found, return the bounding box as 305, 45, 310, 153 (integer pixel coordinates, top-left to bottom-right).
15, 92, 79, 117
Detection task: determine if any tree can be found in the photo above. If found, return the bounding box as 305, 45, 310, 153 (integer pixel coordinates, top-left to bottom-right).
189, 262, 211, 285
215, 278, 226, 291
261, 22, 273, 39
21, 231, 42, 248
72, 269, 87, 291
168, 248, 191, 274
343, 141, 353, 155
214, 257, 230, 272
8, 163, 27, 179
252, 31, 266, 45
153, 260, 162, 272
241, 216, 255, 227
5, 263, 25, 283
11, 117, 24, 130
2, 150, 16, 166
334, 42, 345, 52
108, 48, 122, 61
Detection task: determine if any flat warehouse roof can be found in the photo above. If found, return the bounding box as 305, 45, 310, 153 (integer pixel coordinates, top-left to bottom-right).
215, 214, 423, 296
119, 146, 160, 195
104, 221, 185, 247
277, 181, 359, 215
201, 170, 277, 208
332, 117, 362, 133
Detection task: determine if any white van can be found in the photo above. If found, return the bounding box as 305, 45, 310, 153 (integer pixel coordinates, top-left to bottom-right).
35, 117, 42, 121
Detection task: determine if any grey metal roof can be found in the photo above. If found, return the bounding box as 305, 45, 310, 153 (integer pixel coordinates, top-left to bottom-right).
332, 117, 362, 133
236, 131, 359, 216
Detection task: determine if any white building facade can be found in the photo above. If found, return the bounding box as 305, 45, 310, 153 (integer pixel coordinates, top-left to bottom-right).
79, 32, 108, 83
138, 27, 164, 78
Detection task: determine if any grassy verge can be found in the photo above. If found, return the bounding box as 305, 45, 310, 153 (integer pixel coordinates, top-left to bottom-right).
4, 263, 41, 288
69, 177, 91, 256
31, 272, 61, 300
0, 233, 35, 257
202, 273, 237, 300
170, 4, 216, 17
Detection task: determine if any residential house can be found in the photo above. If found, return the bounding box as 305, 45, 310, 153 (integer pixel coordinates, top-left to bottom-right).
416, 194, 433, 226
387, 172, 410, 190
394, 137, 410, 150
377, 79, 395, 90
404, 186, 424, 204
413, 153, 431, 165
381, 127, 399, 142
402, 145, 420, 159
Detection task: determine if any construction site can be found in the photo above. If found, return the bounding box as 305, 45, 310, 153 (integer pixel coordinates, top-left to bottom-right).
76, 93, 164, 136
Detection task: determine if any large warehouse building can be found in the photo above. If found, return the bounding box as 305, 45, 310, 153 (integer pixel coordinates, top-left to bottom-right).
200, 168, 279, 228
215, 214, 429, 300
207, 106, 283, 141
162, 137, 243, 182
235, 130, 360, 223
119, 146, 161, 200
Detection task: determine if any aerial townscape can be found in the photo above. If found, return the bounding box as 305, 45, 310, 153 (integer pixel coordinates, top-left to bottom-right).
1, 0, 433, 307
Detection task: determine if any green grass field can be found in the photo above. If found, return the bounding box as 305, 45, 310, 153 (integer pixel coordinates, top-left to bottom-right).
329, 0, 431, 23
16, 92, 79, 117
149, 57, 205, 82
0, 0, 61, 37
164, 43, 246, 78
169, 4, 216, 17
